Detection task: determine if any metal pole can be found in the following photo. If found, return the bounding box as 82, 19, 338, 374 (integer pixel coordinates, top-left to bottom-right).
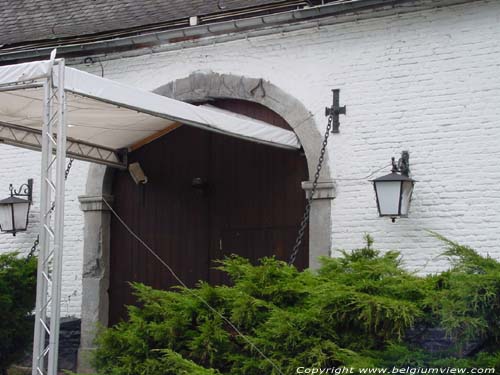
31, 76, 52, 375
31, 57, 67, 375
47, 59, 67, 375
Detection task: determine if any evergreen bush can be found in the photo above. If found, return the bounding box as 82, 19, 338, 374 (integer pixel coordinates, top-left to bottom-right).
91, 236, 500, 374
0, 253, 37, 375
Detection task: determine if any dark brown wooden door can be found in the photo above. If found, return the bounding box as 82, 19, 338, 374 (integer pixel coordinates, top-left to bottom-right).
109, 100, 308, 324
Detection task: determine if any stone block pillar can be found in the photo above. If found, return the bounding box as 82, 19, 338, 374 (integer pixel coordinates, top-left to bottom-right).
302, 180, 336, 269
76, 195, 113, 373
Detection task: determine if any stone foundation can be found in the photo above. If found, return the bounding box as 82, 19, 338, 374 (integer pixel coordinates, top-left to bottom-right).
19, 318, 81, 374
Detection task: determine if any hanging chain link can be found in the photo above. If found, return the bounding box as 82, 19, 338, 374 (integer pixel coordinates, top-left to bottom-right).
289, 114, 333, 266
27, 236, 40, 259
27, 158, 74, 259
64, 158, 74, 180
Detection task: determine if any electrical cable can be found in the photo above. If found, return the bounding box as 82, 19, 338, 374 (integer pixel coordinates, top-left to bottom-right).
101, 197, 285, 375
332, 163, 393, 181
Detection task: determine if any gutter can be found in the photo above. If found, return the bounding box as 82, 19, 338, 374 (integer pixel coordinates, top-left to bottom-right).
0, 0, 402, 63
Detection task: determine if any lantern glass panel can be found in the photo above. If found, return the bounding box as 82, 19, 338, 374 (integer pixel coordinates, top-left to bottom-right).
375, 180, 401, 216
0, 203, 13, 231
13, 201, 30, 231
400, 180, 414, 217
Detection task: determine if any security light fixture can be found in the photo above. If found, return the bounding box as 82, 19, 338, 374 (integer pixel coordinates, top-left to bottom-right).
371, 151, 415, 222
0, 179, 33, 236
129, 162, 148, 185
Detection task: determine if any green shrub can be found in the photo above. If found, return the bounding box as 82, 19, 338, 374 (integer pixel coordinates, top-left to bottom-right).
92, 236, 500, 374
0, 253, 37, 374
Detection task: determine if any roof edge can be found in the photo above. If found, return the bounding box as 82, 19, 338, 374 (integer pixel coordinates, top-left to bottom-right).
0, 0, 405, 63
0, 0, 478, 64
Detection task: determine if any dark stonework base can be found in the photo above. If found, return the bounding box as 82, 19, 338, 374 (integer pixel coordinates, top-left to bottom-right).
407, 326, 483, 357
55, 318, 81, 371
19, 318, 81, 373
15, 318, 483, 372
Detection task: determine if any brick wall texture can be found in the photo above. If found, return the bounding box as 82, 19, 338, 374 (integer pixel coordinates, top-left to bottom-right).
1, 0, 499, 316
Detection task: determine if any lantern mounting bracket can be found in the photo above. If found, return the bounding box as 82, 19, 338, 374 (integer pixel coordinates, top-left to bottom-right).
391, 150, 410, 177
325, 89, 346, 133
9, 178, 33, 202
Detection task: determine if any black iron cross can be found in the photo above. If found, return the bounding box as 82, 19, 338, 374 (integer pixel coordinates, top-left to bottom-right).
325, 89, 346, 133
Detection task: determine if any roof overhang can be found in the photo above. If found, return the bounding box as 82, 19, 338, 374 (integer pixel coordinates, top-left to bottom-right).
0, 0, 403, 64
0, 59, 300, 169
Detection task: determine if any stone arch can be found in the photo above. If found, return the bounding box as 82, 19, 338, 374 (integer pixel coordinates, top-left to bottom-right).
154, 72, 330, 179
78, 72, 335, 372
153, 72, 335, 266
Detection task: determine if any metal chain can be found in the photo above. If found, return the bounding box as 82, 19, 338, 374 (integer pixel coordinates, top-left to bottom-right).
27, 236, 40, 259
64, 158, 74, 180
27, 158, 74, 259
289, 114, 333, 266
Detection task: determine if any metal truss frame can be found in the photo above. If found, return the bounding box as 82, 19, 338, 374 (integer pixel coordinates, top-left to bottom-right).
0, 53, 130, 375
0, 121, 126, 169
30, 58, 67, 375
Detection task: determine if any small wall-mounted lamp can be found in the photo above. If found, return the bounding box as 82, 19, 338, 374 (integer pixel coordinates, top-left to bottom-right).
371, 151, 415, 222
129, 162, 148, 185
0, 179, 33, 236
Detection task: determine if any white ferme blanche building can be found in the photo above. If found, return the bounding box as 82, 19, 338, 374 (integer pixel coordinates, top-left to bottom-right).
0, 1, 499, 365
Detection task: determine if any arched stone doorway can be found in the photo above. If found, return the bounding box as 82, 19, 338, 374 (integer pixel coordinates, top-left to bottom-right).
77, 72, 335, 372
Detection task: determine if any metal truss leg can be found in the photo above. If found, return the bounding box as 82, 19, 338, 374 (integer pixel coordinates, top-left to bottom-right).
31, 59, 67, 375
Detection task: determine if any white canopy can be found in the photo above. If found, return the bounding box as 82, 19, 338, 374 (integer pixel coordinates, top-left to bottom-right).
0, 59, 300, 168
0, 55, 302, 375
0, 55, 303, 375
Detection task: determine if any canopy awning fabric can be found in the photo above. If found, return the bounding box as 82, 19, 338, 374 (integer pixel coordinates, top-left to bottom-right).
0, 55, 302, 375
0, 60, 300, 168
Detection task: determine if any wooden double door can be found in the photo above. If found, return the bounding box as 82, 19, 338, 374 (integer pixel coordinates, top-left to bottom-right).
109, 100, 309, 324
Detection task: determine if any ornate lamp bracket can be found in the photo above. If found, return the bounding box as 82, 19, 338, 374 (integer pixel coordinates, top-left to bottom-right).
9, 178, 33, 202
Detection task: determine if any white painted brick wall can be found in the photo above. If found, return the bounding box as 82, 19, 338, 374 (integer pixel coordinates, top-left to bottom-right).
83, 0, 499, 275
2, 0, 499, 316
0, 144, 89, 316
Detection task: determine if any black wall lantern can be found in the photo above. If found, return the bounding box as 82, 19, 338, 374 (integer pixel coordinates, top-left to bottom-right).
0, 179, 33, 236
371, 151, 415, 222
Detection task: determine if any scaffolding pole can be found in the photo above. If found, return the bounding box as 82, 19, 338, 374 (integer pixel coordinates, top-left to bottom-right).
31, 58, 67, 375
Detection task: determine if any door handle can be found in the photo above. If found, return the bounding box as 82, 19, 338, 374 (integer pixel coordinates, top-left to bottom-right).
191, 177, 209, 192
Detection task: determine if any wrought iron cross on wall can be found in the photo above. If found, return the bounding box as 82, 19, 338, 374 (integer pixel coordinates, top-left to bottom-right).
325, 89, 346, 133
